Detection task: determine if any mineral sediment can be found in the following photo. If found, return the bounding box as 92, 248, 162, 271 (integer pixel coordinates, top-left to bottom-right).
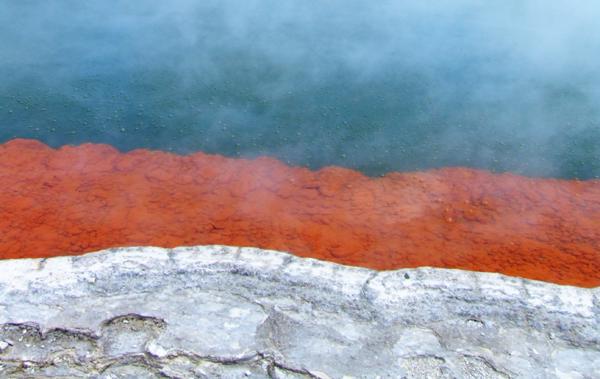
1, 139, 600, 286
0, 246, 598, 378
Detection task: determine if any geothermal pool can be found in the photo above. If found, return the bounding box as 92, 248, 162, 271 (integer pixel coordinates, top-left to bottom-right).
1, 1, 600, 287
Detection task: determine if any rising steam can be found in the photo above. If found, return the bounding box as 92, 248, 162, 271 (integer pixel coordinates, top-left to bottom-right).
1, 0, 599, 178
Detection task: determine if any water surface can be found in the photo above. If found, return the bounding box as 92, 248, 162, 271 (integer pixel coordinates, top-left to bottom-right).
2, 1, 600, 178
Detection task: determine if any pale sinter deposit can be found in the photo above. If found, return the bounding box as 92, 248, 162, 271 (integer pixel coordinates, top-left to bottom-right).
0, 245, 598, 378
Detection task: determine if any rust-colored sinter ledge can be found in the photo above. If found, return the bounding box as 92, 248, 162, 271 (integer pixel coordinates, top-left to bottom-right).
1, 139, 599, 287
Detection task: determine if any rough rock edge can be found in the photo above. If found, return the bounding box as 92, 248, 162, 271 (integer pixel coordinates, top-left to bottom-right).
0, 245, 598, 378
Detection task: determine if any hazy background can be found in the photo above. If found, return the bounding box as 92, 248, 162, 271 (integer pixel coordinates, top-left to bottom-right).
1, 0, 599, 178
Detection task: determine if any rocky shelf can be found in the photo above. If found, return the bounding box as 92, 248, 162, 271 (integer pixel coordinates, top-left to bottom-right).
0, 245, 598, 378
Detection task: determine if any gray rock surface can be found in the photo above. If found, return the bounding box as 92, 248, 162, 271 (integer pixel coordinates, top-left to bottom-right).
0, 245, 598, 378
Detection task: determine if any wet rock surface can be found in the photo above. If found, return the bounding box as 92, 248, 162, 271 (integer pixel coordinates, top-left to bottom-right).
0, 245, 598, 378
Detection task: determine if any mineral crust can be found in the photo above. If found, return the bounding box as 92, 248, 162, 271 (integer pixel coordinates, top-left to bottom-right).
0, 246, 598, 378
1, 139, 600, 286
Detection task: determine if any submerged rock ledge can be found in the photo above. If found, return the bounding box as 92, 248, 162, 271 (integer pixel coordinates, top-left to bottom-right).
0, 246, 598, 378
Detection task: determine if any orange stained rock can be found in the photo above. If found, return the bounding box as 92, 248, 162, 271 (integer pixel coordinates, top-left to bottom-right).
0, 138, 599, 287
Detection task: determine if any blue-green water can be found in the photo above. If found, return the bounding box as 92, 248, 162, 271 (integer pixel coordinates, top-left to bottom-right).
1, 1, 600, 178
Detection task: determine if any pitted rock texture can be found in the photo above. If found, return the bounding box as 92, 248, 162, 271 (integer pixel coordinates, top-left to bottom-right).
0, 245, 599, 378
2, 139, 600, 287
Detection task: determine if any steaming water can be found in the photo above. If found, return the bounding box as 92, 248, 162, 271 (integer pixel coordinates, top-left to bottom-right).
1, 1, 599, 178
